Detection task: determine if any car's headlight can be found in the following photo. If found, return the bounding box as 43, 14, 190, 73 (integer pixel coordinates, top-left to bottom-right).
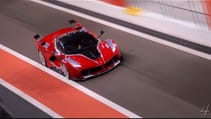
65, 57, 81, 68
105, 39, 117, 52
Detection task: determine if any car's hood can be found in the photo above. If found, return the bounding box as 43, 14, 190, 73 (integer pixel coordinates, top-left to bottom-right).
65, 41, 114, 68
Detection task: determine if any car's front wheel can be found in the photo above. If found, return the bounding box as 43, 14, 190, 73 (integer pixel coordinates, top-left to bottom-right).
38, 51, 46, 66
61, 64, 70, 79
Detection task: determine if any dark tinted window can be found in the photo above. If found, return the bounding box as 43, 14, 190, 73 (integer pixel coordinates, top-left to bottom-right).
57, 31, 98, 54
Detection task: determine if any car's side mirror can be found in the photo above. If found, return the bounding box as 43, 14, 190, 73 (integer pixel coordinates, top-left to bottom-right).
49, 55, 57, 62
100, 30, 104, 35
97, 30, 105, 39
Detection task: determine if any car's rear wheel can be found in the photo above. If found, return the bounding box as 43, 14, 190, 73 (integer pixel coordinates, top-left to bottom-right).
61, 64, 70, 79
38, 51, 46, 66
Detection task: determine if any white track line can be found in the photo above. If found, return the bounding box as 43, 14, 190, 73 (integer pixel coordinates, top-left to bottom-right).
0, 44, 141, 118
30, 0, 211, 60
0, 78, 63, 118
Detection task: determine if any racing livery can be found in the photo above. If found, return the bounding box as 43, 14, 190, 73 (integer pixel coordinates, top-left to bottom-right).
33, 19, 122, 80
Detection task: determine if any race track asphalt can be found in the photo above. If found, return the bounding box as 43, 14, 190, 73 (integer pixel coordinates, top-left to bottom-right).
0, 85, 51, 118
0, 0, 211, 118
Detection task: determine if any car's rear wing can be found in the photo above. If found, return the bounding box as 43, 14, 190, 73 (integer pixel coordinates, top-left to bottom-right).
33, 34, 43, 49
68, 19, 77, 24
33, 34, 41, 41
68, 19, 83, 30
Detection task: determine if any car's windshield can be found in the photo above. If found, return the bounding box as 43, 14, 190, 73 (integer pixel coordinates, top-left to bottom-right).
56, 31, 98, 54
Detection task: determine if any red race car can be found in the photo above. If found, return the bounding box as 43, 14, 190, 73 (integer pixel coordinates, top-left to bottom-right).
33, 19, 122, 80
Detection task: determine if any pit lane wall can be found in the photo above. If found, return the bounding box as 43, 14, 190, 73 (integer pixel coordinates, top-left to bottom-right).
102, 0, 211, 30
59, 0, 211, 49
